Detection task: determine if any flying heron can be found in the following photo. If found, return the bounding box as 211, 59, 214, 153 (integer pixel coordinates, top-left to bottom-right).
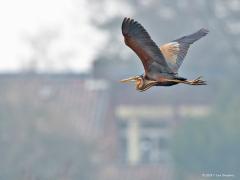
120, 17, 209, 91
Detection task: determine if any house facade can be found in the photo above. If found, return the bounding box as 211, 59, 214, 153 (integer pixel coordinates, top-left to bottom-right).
0, 60, 214, 179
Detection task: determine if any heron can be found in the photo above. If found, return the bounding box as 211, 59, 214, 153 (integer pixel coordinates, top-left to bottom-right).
120, 17, 209, 91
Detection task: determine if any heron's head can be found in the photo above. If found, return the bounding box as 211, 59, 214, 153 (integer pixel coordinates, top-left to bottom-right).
120, 75, 145, 91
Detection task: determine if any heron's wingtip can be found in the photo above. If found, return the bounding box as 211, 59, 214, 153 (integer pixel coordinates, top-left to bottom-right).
200, 28, 209, 34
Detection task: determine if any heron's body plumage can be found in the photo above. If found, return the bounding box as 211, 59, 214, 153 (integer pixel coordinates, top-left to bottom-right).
120, 17, 209, 91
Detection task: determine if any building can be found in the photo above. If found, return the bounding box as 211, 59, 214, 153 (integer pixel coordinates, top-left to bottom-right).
0, 61, 215, 179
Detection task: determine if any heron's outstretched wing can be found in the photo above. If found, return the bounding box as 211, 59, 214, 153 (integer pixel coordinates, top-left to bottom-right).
159, 28, 209, 73
122, 18, 173, 74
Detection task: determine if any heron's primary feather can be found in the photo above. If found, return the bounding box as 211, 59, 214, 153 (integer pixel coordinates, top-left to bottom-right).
122, 18, 173, 75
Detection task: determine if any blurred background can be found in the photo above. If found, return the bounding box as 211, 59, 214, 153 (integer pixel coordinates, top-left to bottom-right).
0, 0, 240, 179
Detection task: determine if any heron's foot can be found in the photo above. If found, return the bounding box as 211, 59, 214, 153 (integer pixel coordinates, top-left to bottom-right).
187, 76, 207, 85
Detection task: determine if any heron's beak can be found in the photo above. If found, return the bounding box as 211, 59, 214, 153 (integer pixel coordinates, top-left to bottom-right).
120, 76, 138, 83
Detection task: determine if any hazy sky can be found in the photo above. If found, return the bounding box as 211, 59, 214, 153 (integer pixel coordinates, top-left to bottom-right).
0, 0, 108, 72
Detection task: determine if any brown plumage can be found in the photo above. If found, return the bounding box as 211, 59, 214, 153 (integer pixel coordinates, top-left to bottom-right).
120, 17, 209, 91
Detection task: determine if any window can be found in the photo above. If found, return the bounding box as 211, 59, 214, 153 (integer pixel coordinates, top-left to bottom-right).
119, 120, 171, 165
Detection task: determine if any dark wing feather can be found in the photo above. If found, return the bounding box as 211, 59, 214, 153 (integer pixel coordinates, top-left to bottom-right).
122, 17, 173, 74
160, 28, 209, 73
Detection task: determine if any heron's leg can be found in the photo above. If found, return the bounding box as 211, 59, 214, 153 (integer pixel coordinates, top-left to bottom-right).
184, 76, 207, 85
